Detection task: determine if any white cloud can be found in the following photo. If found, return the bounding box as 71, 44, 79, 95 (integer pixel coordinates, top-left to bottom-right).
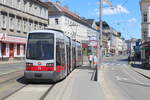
91, 5, 129, 16
87, 2, 99, 6
103, 5, 130, 15
128, 18, 136, 23
111, 18, 137, 24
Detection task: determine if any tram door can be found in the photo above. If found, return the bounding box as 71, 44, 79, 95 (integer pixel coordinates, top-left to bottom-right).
9, 44, 14, 58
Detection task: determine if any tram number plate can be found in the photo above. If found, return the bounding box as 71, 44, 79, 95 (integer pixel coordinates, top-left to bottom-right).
34, 73, 42, 77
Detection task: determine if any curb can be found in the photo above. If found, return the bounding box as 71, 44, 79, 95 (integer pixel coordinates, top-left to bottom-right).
130, 65, 150, 79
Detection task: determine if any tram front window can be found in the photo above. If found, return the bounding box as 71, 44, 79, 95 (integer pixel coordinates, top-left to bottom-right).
26, 33, 54, 60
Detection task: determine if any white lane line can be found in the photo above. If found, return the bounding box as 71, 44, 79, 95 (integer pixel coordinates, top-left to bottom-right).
117, 64, 121, 66
122, 66, 145, 85
115, 76, 128, 81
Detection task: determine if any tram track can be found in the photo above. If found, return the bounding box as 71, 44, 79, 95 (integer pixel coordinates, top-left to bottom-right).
0, 70, 24, 84
3, 82, 56, 100
0, 76, 27, 100
39, 84, 56, 100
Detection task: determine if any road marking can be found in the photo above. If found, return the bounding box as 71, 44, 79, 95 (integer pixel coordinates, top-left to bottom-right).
115, 76, 128, 81
117, 64, 121, 66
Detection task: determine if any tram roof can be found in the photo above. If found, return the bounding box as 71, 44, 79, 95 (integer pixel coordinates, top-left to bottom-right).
28, 29, 64, 34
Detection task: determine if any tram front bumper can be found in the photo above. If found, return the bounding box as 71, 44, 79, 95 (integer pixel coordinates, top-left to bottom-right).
24, 71, 58, 81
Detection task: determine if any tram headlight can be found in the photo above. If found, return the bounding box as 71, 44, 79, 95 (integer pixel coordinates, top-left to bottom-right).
26, 63, 33, 67
46, 63, 54, 67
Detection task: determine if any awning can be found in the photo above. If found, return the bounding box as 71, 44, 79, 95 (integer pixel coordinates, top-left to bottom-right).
0, 34, 27, 44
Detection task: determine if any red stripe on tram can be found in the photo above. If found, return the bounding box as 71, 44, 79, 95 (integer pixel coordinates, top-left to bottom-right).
26, 66, 54, 71
56, 65, 65, 72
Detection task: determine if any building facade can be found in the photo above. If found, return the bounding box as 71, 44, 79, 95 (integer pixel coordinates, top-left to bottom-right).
0, 0, 48, 60
140, 0, 150, 66
46, 1, 98, 43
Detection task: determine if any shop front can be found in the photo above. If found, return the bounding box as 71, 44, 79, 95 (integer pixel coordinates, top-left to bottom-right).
141, 42, 150, 67
0, 34, 26, 61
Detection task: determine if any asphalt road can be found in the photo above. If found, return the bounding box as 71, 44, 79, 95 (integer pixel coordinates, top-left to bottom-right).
102, 55, 150, 100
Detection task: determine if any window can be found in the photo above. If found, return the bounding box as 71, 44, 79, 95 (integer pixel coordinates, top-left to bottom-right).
29, 21, 33, 31
143, 13, 147, 22
2, 43, 6, 56
17, 0, 21, 9
56, 38, 65, 66
24, 0, 27, 12
26, 33, 54, 60
29, 3, 32, 13
17, 18, 21, 32
2, 15, 7, 29
55, 18, 59, 25
17, 44, 20, 55
143, 30, 148, 40
23, 20, 27, 32
2, 0, 6, 4
9, 17, 14, 30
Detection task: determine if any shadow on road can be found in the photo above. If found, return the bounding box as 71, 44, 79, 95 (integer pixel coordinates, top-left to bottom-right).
17, 76, 58, 85
131, 63, 150, 70
77, 65, 95, 70
118, 59, 128, 62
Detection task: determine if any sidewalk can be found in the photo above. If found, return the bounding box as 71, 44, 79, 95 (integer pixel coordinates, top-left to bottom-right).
44, 64, 106, 100
130, 61, 150, 79
0, 60, 25, 64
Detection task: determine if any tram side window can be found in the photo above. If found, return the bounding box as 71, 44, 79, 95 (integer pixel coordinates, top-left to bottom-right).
56, 39, 65, 66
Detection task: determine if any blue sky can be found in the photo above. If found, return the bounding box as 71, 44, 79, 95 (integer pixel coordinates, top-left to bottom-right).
45, 0, 141, 40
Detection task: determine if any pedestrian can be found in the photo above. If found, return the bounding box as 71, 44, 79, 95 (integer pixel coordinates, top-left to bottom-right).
93, 55, 97, 69
128, 55, 131, 64
89, 54, 93, 67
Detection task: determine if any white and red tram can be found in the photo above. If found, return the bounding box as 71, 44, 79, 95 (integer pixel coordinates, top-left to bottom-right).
24, 29, 82, 82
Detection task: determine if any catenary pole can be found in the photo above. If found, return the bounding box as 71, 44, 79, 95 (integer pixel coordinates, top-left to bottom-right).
97, 0, 103, 81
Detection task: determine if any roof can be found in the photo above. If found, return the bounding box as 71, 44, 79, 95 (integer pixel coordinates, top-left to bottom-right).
45, 2, 93, 28
84, 19, 95, 25
96, 21, 110, 29
31, 0, 49, 8
29, 28, 63, 34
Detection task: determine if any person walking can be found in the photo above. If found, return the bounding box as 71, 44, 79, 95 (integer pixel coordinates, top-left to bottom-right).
93, 55, 97, 69
89, 54, 93, 67
128, 55, 131, 64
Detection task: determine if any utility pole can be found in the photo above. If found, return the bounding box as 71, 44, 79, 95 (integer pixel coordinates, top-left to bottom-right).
97, 0, 103, 81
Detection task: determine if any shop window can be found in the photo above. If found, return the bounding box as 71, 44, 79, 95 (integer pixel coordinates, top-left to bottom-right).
2, 43, 6, 56
17, 44, 20, 55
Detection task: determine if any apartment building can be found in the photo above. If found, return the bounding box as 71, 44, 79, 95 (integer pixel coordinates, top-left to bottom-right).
0, 0, 48, 60
140, 0, 150, 66
46, 1, 98, 42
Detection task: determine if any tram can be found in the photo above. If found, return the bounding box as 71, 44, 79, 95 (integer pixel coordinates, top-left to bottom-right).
24, 29, 82, 82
